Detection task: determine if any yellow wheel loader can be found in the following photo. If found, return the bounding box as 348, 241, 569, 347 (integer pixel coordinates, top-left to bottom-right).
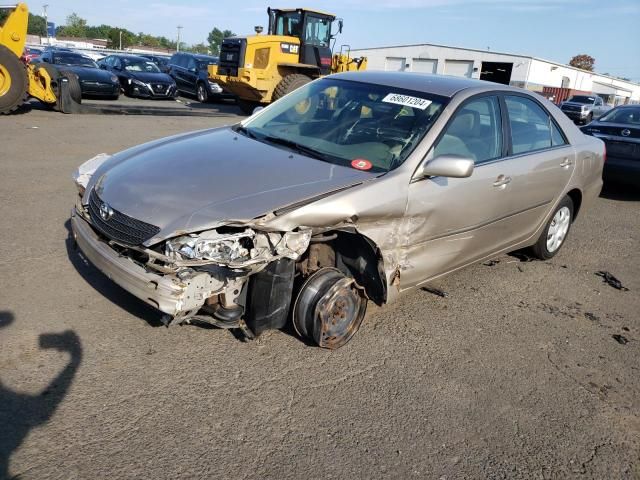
0, 3, 82, 114
210, 7, 367, 114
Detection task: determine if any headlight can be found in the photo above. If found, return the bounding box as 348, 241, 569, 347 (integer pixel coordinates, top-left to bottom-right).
110, 74, 118, 82
72, 153, 111, 195
208, 81, 222, 92
165, 228, 311, 265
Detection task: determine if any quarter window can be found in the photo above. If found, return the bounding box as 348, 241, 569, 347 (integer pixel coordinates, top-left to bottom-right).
505, 95, 566, 154
433, 96, 502, 164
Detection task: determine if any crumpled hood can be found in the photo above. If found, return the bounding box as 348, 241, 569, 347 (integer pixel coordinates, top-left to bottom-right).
128, 71, 174, 84
92, 127, 374, 244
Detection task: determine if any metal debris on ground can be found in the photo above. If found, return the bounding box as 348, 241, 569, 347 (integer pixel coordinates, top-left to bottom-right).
584, 312, 599, 322
421, 286, 449, 298
612, 334, 629, 345
595, 271, 629, 291
483, 260, 500, 267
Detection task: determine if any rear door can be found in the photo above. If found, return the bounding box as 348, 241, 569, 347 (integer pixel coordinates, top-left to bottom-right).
501, 94, 575, 234
184, 56, 198, 94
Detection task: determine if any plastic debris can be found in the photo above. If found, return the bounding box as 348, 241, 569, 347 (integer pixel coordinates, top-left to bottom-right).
595, 271, 629, 291
483, 260, 500, 267
421, 286, 448, 298
612, 334, 628, 345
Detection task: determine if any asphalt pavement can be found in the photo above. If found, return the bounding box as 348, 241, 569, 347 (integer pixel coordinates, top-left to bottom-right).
0, 103, 638, 479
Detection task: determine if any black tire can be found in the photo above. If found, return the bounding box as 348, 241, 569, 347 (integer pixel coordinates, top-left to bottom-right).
108, 93, 120, 101
0, 45, 29, 114
196, 82, 209, 103
237, 98, 260, 115
530, 196, 574, 260
58, 70, 82, 104
272, 73, 311, 100
293, 268, 367, 349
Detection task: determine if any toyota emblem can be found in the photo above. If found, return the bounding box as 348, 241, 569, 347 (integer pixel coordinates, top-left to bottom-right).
621, 129, 631, 137
99, 202, 114, 221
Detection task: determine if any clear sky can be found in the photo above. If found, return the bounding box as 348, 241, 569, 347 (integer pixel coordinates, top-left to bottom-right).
38, 0, 640, 81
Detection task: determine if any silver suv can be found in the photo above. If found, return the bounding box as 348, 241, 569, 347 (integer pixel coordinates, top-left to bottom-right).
560, 95, 610, 124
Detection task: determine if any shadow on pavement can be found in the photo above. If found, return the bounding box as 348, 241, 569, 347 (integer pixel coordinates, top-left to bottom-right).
600, 180, 640, 202
64, 219, 164, 328
0, 311, 82, 480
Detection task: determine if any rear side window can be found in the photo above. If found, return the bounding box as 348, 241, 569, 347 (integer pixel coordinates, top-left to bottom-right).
506, 96, 566, 154
433, 96, 502, 164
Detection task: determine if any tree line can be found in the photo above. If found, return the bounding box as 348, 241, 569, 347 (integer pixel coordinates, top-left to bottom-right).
0, 10, 235, 55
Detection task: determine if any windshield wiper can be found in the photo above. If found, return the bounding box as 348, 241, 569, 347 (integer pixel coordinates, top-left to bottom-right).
260, 135, 329, 161
233, 124, 258, 139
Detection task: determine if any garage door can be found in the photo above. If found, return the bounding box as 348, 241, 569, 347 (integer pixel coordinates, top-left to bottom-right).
444, 60, 473, 78
412, 58, 437, 73
385, 57, 406, 71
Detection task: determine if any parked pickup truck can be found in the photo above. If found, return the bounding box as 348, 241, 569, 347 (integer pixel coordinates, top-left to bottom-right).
560, 95, 611, 124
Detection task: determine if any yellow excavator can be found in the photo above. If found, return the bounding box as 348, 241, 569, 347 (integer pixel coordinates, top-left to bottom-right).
0, 3, 82, 114
210, 7, 367, 113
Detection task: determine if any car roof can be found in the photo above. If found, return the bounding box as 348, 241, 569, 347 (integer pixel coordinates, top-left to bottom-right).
110, 54, 150, 59
330, 71, 512, 98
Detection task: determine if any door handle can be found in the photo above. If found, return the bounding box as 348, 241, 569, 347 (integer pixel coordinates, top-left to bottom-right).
560, 158, 574, 168
493, 175, 512, 188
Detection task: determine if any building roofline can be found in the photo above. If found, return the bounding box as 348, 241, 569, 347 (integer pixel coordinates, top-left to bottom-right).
352, 42, 640, 88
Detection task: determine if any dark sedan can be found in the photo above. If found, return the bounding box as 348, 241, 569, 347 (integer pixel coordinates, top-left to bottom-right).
97, 54, 177, 99
33, 51, 120, 99
581, 104, 640, 185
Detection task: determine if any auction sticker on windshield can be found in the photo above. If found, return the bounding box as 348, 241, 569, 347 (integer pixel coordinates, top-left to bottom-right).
382, 93, 432, 110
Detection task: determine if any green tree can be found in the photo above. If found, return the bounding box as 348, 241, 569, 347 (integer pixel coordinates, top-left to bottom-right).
107, 28, 135, 49
27, 13, 47, 36
569, 54, 595, 72
188, 42, 209, 54
86, 24, 113, 39
57, 13, 88, 37
207, 27, 235, 55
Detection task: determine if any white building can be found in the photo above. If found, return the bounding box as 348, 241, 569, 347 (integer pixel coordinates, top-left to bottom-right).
352, 43, 640, 105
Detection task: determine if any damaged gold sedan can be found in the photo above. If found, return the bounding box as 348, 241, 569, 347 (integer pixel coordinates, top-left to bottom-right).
70, 71, 605, 348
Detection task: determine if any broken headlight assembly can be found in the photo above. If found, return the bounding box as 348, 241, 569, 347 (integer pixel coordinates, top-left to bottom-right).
72, 153, 111, 196
164, 228, 312, 266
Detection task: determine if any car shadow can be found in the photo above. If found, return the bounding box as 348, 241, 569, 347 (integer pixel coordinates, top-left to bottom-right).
600, 180, 640, 201
64, 219, 164, 328
0, 311, 82, 480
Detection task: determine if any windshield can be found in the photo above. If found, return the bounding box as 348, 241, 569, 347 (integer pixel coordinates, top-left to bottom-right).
274, 11, 303, 37
123, 58, 161, 73
598, 106, 640, 125
567, 95, 595, 104
53, 54, 97, 68
239, 78, 447, 173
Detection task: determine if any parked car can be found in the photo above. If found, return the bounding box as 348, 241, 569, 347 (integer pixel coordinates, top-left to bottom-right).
581, 104, 640, 185
32, 51, 120, 99
22, 46, 43, 62
70, 72, 604, 349
140, 54, 171, 73
167, 52, 229, 102
560, 94, 610, 124
97, 54, 177, 99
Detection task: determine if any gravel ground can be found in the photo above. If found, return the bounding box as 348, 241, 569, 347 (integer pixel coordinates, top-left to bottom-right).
0, 104, 638, 480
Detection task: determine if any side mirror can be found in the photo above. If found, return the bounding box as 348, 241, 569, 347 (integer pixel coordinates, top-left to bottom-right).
417, 154, 474, 179
252, 106, 264, 115
339, 19, 344, 34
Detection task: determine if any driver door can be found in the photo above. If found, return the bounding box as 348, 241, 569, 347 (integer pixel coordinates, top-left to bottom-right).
401, 95, 518, 288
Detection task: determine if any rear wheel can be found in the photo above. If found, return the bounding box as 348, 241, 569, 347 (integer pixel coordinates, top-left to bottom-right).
293, 268, 367, 349
196, 82, 209, 102
0, 45, 29, 114
530, 196, 574, 260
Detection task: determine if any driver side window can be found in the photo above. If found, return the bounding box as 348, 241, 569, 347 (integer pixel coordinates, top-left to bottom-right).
433, 96, 503, 164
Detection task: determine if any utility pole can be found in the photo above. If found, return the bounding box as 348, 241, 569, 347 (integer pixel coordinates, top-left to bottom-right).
176, 25, 183, 52
119, 30, 123, 50
42, 4, 49, 45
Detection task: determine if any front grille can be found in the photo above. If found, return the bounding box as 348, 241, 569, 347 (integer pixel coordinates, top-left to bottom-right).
88, 189, 160, 246
562, 105, 582, 112
152, 83, 168, 94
